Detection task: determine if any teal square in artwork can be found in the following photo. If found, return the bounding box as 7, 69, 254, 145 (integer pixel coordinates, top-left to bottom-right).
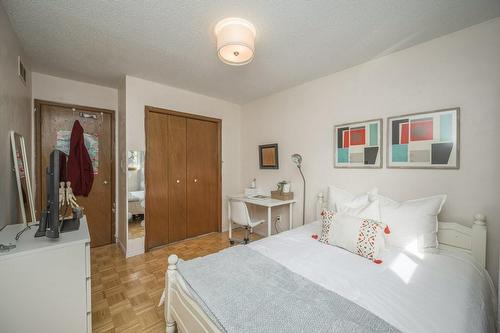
392, 144, 408, 162
337, 148, 349, 163
369, 123, 378, 146
440, 113, 453, 142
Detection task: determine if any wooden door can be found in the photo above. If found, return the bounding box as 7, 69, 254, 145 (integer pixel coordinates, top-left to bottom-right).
145, 111, 170, 249
186, 118, 219, 237
168, 115, 187, 243
36, 101, 115, 247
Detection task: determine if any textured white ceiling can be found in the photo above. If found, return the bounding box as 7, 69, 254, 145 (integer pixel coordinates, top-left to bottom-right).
2, 1, 500, 104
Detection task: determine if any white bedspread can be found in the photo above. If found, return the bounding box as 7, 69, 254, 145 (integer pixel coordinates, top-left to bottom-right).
249, 221, 497, 333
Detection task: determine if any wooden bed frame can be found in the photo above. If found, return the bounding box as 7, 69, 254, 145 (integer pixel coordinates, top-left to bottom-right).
163, 193, 487, 333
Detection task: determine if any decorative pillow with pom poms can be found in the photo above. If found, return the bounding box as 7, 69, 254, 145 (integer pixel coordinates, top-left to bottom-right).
318, 209, 335, 244
329, 213, 390, 263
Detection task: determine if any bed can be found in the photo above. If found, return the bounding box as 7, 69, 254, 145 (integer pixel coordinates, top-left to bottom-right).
162, 196, 495, 333
128, 190, 145, 215
128, 190, 145, 202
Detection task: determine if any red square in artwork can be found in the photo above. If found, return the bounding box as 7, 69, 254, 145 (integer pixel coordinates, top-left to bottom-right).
410, 119, 433, 141
343, 130, 350, 148
350, 128, 365, 145
400, 123, 409, 144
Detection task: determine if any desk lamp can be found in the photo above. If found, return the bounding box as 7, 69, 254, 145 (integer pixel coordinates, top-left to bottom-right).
291, 153, 305, 225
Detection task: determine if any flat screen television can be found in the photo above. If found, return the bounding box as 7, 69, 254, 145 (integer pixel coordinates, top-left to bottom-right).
35, 149, 82, 238
35, 150, 61, 238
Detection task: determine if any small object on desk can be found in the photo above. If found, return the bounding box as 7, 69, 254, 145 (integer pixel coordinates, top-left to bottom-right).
244, 187, 259, 198
252, 195, 268, 199
250, 178, 256, 189
277, 180, 291, 193
271, 190, 294, 200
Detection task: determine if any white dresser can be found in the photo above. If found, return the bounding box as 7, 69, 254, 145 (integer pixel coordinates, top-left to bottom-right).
0, 217, 91, 333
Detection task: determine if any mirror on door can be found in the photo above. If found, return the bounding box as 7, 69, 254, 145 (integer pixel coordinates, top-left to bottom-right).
128, 150, 145, 241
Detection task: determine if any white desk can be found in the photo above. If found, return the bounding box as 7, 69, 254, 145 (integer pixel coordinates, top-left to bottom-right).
228, 195, 296, 237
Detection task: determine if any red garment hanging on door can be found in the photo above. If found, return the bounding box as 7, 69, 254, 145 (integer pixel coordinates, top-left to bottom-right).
67, 120, 94, 196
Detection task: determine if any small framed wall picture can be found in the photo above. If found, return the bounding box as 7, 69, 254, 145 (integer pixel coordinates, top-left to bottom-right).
334, 119, 382, 168
387, 108, 459, 169
259, 143, 279, 169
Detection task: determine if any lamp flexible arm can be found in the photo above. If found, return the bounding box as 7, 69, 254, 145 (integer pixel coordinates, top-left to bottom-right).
297, 165, 306, 225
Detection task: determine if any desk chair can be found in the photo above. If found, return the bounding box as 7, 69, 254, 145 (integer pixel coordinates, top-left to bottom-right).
228, 200, 265, 245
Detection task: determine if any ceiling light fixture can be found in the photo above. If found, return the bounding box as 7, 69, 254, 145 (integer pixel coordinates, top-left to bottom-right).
214, 17, 256, 66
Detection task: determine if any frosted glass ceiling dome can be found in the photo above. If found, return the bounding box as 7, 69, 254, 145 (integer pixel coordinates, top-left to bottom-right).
215, 17, 256, 66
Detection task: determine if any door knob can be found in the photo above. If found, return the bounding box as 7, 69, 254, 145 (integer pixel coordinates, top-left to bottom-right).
194, 179, 198, 183
103, 180, 109, 185
176, 179, 180, 183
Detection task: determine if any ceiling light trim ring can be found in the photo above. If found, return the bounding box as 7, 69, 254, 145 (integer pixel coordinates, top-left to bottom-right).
214, 17, 256, 37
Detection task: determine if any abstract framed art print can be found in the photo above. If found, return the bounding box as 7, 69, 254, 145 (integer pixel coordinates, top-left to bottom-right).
387, 108, 459, 169
334, 119, 382, 168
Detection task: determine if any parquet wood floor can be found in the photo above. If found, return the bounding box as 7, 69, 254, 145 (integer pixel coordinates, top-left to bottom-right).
91, 228, 261, 332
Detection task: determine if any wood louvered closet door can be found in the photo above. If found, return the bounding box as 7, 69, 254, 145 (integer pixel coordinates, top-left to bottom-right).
145, 107, 221, 251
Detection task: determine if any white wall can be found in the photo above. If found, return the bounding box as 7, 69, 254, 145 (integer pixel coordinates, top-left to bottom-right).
241, 18, 500, 281
32, 73, 118, 110
117, 78, 127, 253
0, 5, 32, 229
125, 76, 242, 233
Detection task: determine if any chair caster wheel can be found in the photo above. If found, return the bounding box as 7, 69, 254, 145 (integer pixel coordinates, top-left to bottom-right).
229, 240, 235, 245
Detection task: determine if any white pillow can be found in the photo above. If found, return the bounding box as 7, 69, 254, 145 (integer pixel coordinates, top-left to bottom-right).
330, 214, 387, 262
327, 186, 378, 211
337, 199, 381, 221
378, 194, 446, 250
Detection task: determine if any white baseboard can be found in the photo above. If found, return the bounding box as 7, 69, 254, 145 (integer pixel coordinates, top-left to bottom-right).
126, 236, 144, 257
117, 237, 127, 255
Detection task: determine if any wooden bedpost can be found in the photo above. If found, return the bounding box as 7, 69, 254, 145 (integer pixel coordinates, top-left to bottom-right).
166, 254, 179, 333
471, 214, 487, 268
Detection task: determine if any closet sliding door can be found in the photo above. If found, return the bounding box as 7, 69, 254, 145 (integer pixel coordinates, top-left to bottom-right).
168, 115, 187, 243
145, 111, 170, 249
145, 106, 221, 251
187, 119, 219, 238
